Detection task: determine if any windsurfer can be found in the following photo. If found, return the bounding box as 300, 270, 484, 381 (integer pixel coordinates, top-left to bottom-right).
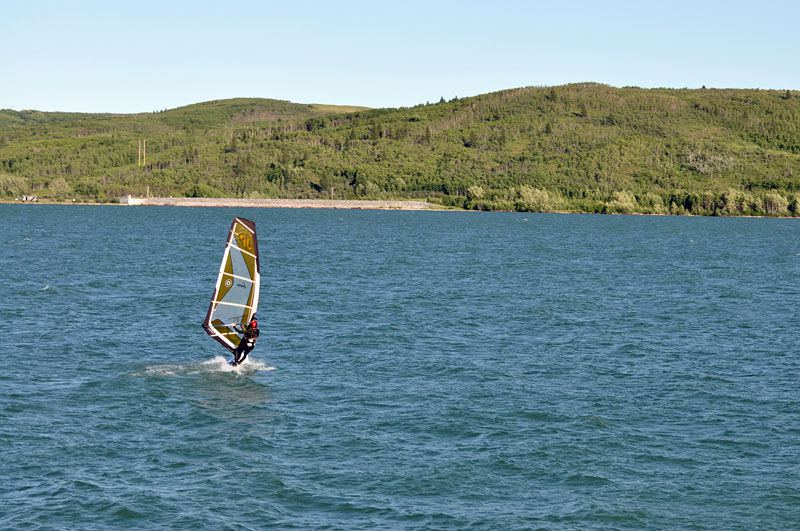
231, 315, 260, 366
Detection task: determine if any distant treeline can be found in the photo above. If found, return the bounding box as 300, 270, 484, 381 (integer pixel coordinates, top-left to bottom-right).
1, 84, 799, 216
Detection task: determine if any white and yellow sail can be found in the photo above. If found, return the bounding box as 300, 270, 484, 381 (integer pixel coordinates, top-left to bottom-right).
203, 217, 260, 352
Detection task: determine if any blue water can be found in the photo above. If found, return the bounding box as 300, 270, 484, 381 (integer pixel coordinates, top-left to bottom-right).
1, 205, 799, 529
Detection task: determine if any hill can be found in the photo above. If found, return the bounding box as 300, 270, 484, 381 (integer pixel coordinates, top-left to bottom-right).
1, 85, 799, 216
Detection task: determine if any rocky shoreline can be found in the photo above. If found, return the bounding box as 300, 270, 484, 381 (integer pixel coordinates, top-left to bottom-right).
120, 196, 438, 210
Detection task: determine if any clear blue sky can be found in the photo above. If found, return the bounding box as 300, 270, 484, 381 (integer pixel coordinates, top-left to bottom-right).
1, 0, 798, 112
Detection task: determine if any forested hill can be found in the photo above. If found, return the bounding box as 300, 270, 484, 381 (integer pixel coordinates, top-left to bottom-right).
2, 84, 799, 215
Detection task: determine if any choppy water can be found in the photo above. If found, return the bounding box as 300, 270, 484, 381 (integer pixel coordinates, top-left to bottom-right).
1, 205, 799, 529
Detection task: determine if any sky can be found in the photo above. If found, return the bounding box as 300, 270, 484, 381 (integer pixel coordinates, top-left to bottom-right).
1, 0, 798, 112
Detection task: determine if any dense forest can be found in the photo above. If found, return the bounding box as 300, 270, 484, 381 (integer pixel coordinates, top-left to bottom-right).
1, 83, 799, 216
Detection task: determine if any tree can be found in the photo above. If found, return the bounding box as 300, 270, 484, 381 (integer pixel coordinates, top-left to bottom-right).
466, 185, 485, 202
762, 192, 788, 216
0, 173, 28, 197
186, 183, 221, 197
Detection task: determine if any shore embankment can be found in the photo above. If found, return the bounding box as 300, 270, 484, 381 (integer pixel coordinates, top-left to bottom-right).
120, 197, 439, 210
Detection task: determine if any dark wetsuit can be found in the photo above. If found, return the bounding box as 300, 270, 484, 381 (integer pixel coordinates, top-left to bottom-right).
232, 324, 259, 366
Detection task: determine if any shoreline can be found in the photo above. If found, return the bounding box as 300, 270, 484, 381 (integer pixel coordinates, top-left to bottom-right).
2, 198, 798, 219
121, 197, 440, 210
3, 197, 444, 210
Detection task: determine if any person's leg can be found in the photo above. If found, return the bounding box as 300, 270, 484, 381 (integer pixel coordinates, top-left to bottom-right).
237, 344, 254, 365
231, 344, 244, 365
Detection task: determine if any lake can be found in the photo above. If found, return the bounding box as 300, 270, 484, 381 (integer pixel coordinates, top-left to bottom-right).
1, 205, 799, 529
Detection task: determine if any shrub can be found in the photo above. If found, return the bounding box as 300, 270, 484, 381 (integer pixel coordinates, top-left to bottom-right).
788, 194, 800, 216
466, 185, 485, 202
718, 189, 743, 215
45, 177, 71, 200
0, 173, 28, 197
73, 181, 100, 199
669, 201, 686, 215
605, 190, 638, 214
355, 180, 380, 197
762, 192, 789, 216
491, 200, 516, 211
515, 186, 553, 211
185, 183, 222, 197
435, 195, 467, 208
638, 192, 666, 214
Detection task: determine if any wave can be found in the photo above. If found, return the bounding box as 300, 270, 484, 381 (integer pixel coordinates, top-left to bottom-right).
137, 356, 276, 377
200, 355, 275, 374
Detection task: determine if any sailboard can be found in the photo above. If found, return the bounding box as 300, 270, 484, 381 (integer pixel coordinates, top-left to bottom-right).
203, 217, 261, 352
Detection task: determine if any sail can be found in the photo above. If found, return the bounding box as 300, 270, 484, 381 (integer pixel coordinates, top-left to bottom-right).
203, 217, 261, 352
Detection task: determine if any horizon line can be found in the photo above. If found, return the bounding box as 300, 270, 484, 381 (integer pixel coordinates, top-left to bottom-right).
3, 82, 798, 115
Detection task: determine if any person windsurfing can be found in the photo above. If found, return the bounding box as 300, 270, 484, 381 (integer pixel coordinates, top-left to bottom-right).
231, 314, 259, 366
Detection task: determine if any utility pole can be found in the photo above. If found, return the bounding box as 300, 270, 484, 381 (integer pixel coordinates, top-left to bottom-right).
144, 139, 148, 196
137, 139, 149, 197
137, 139, 147, 167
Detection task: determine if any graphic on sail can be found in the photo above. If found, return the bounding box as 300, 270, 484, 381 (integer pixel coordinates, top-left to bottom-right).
203, 217, 260, 352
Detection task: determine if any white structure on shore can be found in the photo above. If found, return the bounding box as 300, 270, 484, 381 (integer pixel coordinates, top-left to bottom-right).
121, 195, 145, 205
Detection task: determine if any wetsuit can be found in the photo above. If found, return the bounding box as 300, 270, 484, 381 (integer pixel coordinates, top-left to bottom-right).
232, 324, 259, 366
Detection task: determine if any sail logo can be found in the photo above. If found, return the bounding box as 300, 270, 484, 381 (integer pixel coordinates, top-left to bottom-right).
236, 229, 255, 253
